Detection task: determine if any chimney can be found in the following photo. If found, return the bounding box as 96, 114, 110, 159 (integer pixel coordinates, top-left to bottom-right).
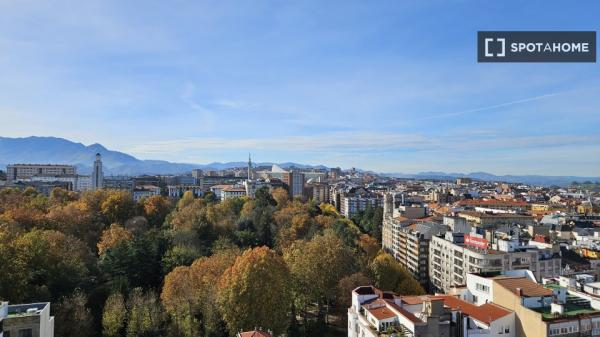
515, 287, 523, 296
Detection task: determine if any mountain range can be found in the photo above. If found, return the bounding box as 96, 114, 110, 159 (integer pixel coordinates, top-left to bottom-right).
1, 136, 598, 186
0, 136, 324, 176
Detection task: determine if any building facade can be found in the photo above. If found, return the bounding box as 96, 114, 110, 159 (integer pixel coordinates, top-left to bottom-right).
6, 164, 76, 183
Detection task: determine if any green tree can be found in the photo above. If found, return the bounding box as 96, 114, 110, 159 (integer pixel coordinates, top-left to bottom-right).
13, 229, 95, 302
284, 230, 354, 323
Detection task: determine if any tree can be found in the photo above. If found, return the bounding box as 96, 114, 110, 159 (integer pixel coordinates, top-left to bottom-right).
271, 188, 289, 208
217, 246, 291, 335
141, 195, 173, 228
101, 190, 135, 224
161, 266, 196, 337
100, 232, 167, 291
337, 273, 372, 307
369, 252, 425, 295
13, 229, 95, 302
97, 224, 134, 256
126, 288, 165, 337
54, 290, 94, 337
161, 249, 239, 337
283, 230, 354, 323
357, 234, 380, 263
103, 292, 127, 337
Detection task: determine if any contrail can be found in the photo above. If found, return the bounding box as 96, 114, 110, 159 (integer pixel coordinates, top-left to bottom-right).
428, 91, 564, 119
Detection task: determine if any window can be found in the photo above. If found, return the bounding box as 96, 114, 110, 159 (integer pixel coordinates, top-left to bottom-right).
18, 329, 32, 337
476, 283, 490, 293
5, 330, 11, 337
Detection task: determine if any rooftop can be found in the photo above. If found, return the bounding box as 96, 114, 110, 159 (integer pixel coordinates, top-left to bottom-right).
7, 303, 49, 318
494, 277, 553, 297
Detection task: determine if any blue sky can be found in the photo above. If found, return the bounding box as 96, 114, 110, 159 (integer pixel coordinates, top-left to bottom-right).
0, 1, 599, 176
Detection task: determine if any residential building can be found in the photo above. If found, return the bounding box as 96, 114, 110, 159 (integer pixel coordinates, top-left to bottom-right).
429, 232, 561, 293
491, 276, 600, 337
340, 195, 381, 218
133, 185, 161, 202
282, 171, 305, 198
103, 176, 134, 193
3, 302, 54, 337
1, 301, 7, 337
75, 175, 92, 192
348, 286, 514, 337
455, 199, 530, 212
391, 222, 446, 289
167, 185, 203, 198
6, 164, 76, 183
329, 167, 342, 181
307, 182, 330, 204
220, 186, 246, 200
457, 211, 535, 228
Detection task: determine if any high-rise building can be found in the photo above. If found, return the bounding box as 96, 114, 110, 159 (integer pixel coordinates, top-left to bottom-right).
282, 170, 305, 198
92, 153, 103, 190
329, 167, 341, 181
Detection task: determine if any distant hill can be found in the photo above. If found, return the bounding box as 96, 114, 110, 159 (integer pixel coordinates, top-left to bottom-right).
1, 136, 598, 186
387, 171, 600, 187
0, 136, 326, 175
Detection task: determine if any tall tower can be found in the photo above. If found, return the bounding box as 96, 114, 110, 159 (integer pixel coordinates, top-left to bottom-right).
92, 153, 104, 190
247, 153, 252, 180
383, 192, 394, 219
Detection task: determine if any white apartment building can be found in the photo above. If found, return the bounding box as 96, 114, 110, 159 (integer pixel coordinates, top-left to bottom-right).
429, 233, 562, 293
348, 286, 514, 337
2, 302, 54, 337
340, 195, 381, 218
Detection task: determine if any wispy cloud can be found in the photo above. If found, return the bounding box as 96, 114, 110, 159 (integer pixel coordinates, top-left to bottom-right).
427, 91, 567, 119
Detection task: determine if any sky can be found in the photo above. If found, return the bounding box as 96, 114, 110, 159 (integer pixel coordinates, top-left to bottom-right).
0, 0, 599, 176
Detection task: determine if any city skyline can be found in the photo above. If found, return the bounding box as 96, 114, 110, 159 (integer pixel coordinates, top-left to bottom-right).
1, 1, 599, 176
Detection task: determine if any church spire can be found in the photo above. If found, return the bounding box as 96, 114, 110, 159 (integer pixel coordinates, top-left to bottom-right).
247, 153, 252, 180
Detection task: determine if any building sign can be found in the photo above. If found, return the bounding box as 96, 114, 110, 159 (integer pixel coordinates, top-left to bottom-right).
465, 234, 488, 250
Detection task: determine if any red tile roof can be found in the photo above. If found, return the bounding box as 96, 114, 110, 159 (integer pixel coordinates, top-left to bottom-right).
493, 277, 553, 297
366, 306, 397, 320
432, 295, 511, 325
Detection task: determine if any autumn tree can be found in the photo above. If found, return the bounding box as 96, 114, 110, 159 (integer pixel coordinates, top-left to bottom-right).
217, 246, 291, 335
13, 229, 95, 302
337, 273, 372, 307
126, 288, 165, 337
97, 224, 134, 256
369, 252, 425, 295
141, 195, 172, 228
101, 190, 135, 224
102, 293, 127, 337
283, 230, 354, 323
54, 289, 94, 337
